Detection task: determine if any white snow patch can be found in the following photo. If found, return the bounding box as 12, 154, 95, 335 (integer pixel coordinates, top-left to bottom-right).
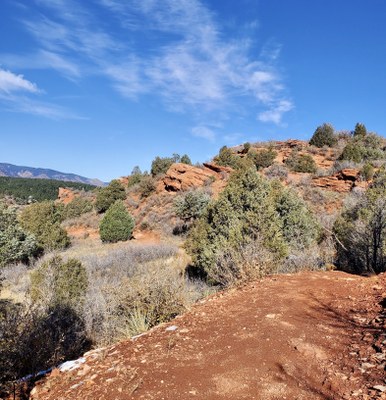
59, 357, 86, 372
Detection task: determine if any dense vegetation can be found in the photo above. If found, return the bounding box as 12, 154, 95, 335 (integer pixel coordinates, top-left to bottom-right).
19, 201, 70, 251
334, 168, 386, 274
186, 167, 320, 285
95, 179, 126, 213
0, 202, 38, 267
99, 200, 135, 243
0, 176, 95, 203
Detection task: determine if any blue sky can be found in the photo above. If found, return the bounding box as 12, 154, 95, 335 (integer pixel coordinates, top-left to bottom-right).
1, 0, 386, 181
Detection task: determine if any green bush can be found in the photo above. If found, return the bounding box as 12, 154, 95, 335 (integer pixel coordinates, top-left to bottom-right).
180, 154, 192, 165
339, 133, 385, 163
139, 176, 156, 198
151, 154, 177, 176
19, 201, 70, 251
248, 148, 277, 170
30, 255, 88, 308
309, 123, 337, 147
0, 202, 38, 267
62, 197, 93, 220
214, 146, 241, 169
285, 152, 317, 173
95, 180, 126, 213
334, 168, 386, 274
353, 122, 367, 138
186, 168, 320, 285
127, 166, 144, 187
174, 190, 211, 223
99, 200, 134, 243
360, 163, 374, 181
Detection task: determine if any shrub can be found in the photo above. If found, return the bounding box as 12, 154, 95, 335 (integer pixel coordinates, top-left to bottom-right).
272, 182, 321, 250
265, 163, 289, 181
19, 201, 70, 251
285, 152, 317, 173
173, 189, 211, 223
353, 122, 367, 138
309, 123, 337, 147
214, 146, 241, 169
186, 168, 320, 285
248, 148, 277, 170
95, 180, 126, 213
151, 154, 179, 176
339, 133, 385, 163
0, 300, 90, 391
30, 255, 88, 308
62, 197, 93, 220
99, 200, 134, 243
0, 202, 38, 268
334, 168, 386, 274
360, 163, 374, 181
180, 154, 192, 165
139, 176, 156, 198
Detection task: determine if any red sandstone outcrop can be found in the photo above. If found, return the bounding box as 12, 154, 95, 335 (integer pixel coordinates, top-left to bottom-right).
158, 163, 230, 192
57, 187, 77, 204
312, 168, 367, 193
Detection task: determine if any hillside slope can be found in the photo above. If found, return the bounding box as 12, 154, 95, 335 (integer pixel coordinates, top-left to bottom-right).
0, 163, 104, 186
30, 271, 386, 400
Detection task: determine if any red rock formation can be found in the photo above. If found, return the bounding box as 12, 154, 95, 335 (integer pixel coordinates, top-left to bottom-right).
158, 163, 229, 192
312, 168, 367, 193
57, 187, 77, 204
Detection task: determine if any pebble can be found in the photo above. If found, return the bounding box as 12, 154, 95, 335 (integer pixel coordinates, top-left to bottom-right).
374, 385, 386, 392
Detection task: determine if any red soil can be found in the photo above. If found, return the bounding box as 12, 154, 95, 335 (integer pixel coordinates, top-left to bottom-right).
30, 271, 386, 400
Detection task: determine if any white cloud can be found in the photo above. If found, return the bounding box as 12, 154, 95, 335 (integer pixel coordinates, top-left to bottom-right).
258, 100, 294, 125
9, 0, 294, 124
191, 126, 216, 142
0, 68, 39, 93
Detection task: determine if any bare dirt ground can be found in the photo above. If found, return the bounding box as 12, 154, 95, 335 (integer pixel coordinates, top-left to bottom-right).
30, 271, 386, 400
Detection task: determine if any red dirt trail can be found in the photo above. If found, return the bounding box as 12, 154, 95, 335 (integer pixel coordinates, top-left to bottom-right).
31, 271, 386, 400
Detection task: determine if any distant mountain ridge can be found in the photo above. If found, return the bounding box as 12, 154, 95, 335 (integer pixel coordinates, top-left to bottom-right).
0, 163, 105, 186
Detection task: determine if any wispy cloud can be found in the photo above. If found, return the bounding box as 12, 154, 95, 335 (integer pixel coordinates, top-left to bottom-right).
0, 67, 83, 119
191, 126, 216, 142
258, 100, 294, 125
5, 0, 293, 125
0, 68, 40, 94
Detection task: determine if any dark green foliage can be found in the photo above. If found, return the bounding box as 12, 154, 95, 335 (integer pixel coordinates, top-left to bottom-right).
360, 163, 375, 181
0, 202, 38, 267
180, 154, 192, 165
95, 179, 126, 213
139, 176, 156, 198
248, 148, 277, 170
271, 182, 321, 250
99, 200, 134, 243
151, 154, 179, 176
285, 152, 317, 173
30, 255, 88, 308
309, 123, 337, 147
20, 201, 70, 251
214, 146, 241, 169
339, 133, 385, 162
127, 166, 143, 187
353, 122, 367, 138
186, 168, 320, 284
339, 142, 362, 162
174, 190, 211, 223
334, 168, 386, 274
62, 197, 93, 220
0, 177, 95, 203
